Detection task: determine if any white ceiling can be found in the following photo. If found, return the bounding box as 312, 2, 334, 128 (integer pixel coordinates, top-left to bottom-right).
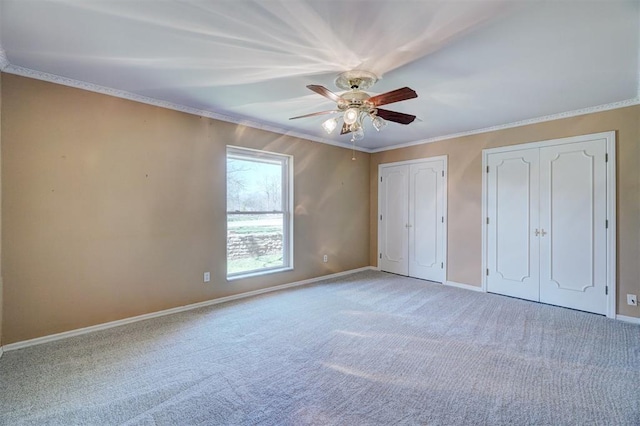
1, 0, 638, 152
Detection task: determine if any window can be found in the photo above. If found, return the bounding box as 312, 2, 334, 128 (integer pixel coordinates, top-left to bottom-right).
226, 146, 292, 278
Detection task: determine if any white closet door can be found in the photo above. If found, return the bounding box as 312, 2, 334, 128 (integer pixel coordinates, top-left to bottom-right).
380, 165, 409, 275
539, 140, 607, 314
408, 161, 445, 282
486, 149, 540, 301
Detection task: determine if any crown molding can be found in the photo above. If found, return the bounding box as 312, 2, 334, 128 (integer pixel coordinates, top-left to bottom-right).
369, 97, 640, 153
1, 61, 369, 153
1, 54, 638, 155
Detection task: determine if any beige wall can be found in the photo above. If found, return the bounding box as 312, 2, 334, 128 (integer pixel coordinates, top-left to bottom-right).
2, 73, 638, 346
370, 105, 640, 318
1, 74, 371, 344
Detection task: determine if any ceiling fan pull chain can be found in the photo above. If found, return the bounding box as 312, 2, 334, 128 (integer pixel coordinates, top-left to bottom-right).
351, 136, 356, 161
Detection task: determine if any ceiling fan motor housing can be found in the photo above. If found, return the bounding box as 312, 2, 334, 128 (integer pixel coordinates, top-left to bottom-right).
339, 90, 372, 111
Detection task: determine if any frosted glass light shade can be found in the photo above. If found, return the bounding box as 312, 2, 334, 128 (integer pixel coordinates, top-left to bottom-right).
343, 108, 359, 125
353, 126, 364, 141
322, 117, 338, 134
372, 115, 387, 131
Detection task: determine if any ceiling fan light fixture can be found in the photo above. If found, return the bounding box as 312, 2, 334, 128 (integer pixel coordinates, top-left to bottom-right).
322, 117, 338, 134
343, 107, 359, 125
294, 70, 418, 145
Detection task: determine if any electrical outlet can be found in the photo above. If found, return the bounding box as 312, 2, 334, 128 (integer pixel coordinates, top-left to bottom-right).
627, 294, 637, 306
204, 272, 210, 283
323, 255, 328, 263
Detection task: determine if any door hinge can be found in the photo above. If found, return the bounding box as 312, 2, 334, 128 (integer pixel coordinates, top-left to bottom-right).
605, 153, 608, 162
486, 165, 489, 173
605, 219, 608, 229
441, 216, 444, 223
441, 262, 444, 269
379, 253, 382, 259
380, 176, 383, 182
380, 214, 382, 221
442, 170, 444, 177
605, 286, 608, 295
486, 268, 489, 276
486, 217, 489, 225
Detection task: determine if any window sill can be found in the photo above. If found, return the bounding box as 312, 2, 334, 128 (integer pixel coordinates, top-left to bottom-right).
227, 266, 293, 282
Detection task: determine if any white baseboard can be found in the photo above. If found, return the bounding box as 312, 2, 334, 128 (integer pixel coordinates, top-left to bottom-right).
442, 284, 638, 323
3, 266, 375, 352
444, 280, 483, 292
616, 314, 640, 325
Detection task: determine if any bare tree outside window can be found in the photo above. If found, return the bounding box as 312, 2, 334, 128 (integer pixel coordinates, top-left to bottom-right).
226, 147, 292, 277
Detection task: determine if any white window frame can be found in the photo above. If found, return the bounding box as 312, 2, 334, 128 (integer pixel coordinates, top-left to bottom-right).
226, 146, 293, 280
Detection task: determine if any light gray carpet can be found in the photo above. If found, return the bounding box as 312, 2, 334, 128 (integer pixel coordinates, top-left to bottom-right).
1, 270, 639, 425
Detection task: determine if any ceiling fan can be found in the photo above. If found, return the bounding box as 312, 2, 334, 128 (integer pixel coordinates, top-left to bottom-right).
290, 70, 418, 142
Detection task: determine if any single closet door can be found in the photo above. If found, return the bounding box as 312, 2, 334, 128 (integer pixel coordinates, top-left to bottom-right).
486, 148, 540, 301
538, 140, 607, 314
379, 164, 409, 276
379, 158, 447, 283
408, 161, 446, 282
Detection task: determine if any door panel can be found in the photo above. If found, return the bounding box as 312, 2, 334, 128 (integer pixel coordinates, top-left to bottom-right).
539, 140, 607, 314
380, 165, 409, 275
409, 161, 445, 282
487, 149, 540, 301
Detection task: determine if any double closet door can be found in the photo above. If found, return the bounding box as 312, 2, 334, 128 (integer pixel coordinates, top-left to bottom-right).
379, 157, 447, 283
485, 135, 612, 315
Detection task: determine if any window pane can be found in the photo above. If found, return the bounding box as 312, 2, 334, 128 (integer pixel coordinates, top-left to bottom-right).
226, 147, 291, 278
227, 213, 284, 275
227, 157, 282, 212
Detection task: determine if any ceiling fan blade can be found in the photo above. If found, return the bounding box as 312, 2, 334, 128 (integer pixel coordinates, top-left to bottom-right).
307, 85, 342, 103
376, 108, 417, 125
368, 87, 418, 107
289, 110, 339, 120
340, 122, 352, 135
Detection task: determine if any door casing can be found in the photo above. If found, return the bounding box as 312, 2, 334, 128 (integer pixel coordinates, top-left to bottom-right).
481, 131, 616, 318
378, 155, 448, 283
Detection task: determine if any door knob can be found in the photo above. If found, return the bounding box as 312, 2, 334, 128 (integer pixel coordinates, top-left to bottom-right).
535, 229, 540, 236
540, 229, 547, 236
